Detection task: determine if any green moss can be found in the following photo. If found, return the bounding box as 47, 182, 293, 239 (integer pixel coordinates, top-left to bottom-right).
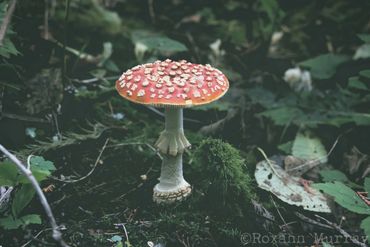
191, 138, 257, 217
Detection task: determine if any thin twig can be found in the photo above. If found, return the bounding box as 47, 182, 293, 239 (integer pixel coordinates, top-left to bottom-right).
0, 0, 17, 45
257, 147, 282, 178
71, 75, 119, 84
148, 0, 155, 23
0, 145, 69, 247
2, 112, 51, 123
107, 141, 162, 160
315, 214, 368, 247
270, 195, 291, 232
21, 228, 53, 247
114, 223, 130, 244
52, 138, 109, 183
294, 212, 332, 230
43, 0, 49, 40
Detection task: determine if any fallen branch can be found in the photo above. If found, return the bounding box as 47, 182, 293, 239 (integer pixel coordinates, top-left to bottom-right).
294, 212, 332, 230
0, 0, 17, 45
0, 145, 69, 247
315, 214, 368, 247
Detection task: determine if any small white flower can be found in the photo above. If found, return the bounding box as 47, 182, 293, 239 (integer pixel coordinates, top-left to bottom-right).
134, 42, 148, 61
283, 67, 313, 93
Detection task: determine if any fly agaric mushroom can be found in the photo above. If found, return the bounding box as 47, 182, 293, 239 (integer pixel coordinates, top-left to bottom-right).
116, 59, 229, 203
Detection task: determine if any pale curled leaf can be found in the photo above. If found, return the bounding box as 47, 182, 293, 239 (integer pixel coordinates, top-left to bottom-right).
255, 160, 332, 213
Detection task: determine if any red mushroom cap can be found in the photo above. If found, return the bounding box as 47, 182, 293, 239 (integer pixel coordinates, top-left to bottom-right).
115, 59, 229, 108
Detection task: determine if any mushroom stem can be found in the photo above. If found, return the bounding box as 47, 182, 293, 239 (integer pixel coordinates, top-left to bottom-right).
153, 108, 191, 203
154, 108, 191, 156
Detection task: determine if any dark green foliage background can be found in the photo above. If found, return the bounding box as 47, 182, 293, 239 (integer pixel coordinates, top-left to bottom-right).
1, 0, 370, 246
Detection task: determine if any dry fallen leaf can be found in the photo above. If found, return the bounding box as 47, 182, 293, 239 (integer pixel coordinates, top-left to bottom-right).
255, 158, 332, 213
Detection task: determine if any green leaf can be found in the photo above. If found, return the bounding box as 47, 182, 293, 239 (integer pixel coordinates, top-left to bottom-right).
0, 161, 19, 186
292, 130, 328, 163
247, 87, 277, 108
277, 141, 293, 154
18, 168, 50, 183
359, 70, 370, 80
15, 156, 55, 183
258, 107, 303, 126
29, 156, 56, 172
364, 177, 370, 194
348, 77, 368, 90
361, 216, 370, 240
312, 182, 370, 215
131, 30, 187, 53
299, 54, 350, 79
322, 242, 334, 247
0, 214, 41, 230
320, 169, 349, 183
0, 2, 20, 58
12, 184, 35, 217
357, 34, 370, 43
111, 235, 122, 242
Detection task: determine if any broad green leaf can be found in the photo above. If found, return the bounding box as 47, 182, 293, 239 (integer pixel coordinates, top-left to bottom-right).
299, 54, 350, 79
319, 169, 349, 183
277, 141, 293, 154
223, 20, 246, 45
359, 70, 370, 79
292, 130, 328, 163
131, 30, 187, 53
12, 184, 35, 217
247, 87, 277, 108
116, 242, 124, 247
0, 161, 19, 186
364, 177, 370, 194
0, 214, 41, 230
361, 216, 370, 240
358, 34, 370, 43
29, 156, 56, 172
111, 235, 122, 242
313, 182, 370, 215
258, 107, 303, 126
348, 77, 368, 90
18, 168, 50, 183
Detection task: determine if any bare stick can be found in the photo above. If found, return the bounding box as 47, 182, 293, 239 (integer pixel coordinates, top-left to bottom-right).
257, 147, 282, 178
21, 228, 52, 247
0, 145, 69, 247
315, 214, 368, 247
294, 212, 332, 230
52, 138, 109, 183
148, 0, 155, 23
0, 0, 17, 45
